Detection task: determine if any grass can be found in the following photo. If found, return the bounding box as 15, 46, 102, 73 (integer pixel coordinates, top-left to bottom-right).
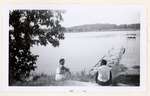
112, 74, 140, 86
11, 71, 95, 86
69, 70, 95, 82
11, 65, 140, 86
11, 73, 56, 86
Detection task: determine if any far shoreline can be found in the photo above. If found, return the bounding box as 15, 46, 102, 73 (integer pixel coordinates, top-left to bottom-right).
64, 29, 140, 33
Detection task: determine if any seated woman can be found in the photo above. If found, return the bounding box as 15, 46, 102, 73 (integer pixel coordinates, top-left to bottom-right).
95, 59, 112, 86
55, 58, 71, 81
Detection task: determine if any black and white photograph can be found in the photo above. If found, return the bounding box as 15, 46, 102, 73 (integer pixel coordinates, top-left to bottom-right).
8, 6, 143, 87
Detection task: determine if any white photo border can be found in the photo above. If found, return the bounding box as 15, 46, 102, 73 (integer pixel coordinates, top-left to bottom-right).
0, 4, 147, 92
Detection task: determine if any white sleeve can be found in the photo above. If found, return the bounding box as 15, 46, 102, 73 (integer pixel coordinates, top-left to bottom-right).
56, 67, 61, 74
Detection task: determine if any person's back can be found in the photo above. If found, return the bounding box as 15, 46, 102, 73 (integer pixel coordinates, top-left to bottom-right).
95, 59, 112, 86
97, 65, 111, 82
55, 58, 71, 81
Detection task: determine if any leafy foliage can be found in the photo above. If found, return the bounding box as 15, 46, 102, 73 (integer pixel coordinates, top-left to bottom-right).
9, 10, 65, 85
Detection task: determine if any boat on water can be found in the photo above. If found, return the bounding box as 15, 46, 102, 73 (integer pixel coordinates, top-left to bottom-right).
126, 34, 136, 39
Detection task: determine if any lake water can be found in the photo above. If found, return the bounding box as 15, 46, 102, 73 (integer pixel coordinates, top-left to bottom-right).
31, 31, 140, 75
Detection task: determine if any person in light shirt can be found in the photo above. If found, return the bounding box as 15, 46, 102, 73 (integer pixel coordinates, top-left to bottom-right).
95, 59, 112, 86
55, 58, 71, 81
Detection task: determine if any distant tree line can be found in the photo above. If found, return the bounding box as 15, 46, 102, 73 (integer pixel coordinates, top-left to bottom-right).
65, 23, 140, 32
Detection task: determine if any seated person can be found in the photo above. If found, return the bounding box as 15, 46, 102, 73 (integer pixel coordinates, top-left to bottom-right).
95, 59, 112, 86
55, 58, 71, 81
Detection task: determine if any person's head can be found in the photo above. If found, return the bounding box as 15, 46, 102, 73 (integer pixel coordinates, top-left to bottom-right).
59, 58, 65, 65
101, 59, 107, 66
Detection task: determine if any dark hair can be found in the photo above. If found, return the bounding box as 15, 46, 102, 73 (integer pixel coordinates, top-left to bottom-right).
101, 59, 107, 65
59, 58, 65, 65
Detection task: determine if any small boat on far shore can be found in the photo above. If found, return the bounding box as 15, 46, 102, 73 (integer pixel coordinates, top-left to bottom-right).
127, 36, 136, 39
126, 34, 136, 39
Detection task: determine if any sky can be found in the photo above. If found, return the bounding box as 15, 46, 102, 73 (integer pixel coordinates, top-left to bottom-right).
60, 6, 141, 27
